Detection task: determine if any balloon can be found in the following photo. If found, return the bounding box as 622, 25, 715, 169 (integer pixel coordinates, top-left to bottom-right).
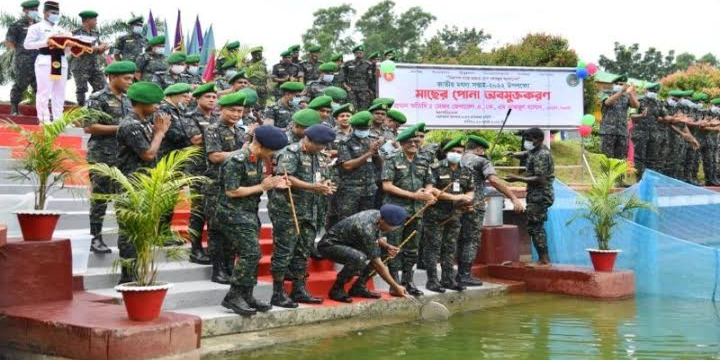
586, 62, 598, 76
578, 125, 592, 137
577, 60, 587, 69
576, 68, 589, 79
581, 114, 596, 126
383, 72, 395, 82
379, 60, 396, 74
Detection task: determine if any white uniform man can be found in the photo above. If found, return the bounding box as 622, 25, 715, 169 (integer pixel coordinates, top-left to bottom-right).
23, 1, 69, 122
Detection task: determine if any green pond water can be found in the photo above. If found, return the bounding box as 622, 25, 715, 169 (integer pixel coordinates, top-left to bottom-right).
226, 293, 720, 360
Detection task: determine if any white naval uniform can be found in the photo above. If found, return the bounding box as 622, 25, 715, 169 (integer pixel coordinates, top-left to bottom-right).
23, 19, 69, 122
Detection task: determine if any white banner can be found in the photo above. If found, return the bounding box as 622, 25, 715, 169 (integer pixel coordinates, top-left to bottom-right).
378, 64, 584, 129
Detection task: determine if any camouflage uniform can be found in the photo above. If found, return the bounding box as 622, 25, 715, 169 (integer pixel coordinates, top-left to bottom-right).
599, 93, 631, 160
184, 109, 218, 247
525, 145, 555, 259
300, 59, 320, 84
263, 100, 297, 129
85, 87, 131, 239
341, 58, 375, 110
268, 143, 329, 282
212, 148, 265, 287
304, 79, 333, 100
423, 160, 474, 287
70, 28, 107, 106
336, 133, 381, 220
271, 61, 302, 98
633, 97, 662, 179
644, 99, 670, 175
245, 58, 270, 110
184, 71, 203, 86
156, 101, 193, 158
700, 110, 717, 184
152, 70, 192, 90
667, 105, 690, 179
684, 107, 703, 183
135, 52, 168, 82
5, 17, 38, 108
285, 128, 302, 145
113, 32, 145, 63
324, 128, 352, 230
458, 153, 496, 271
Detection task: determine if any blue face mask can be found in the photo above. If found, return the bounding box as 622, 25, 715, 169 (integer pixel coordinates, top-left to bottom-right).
28, 11, 40, 21
446, 152, 462, 164
291, 97, 302, 108
47, 13, 60, 24
354, 129, 370, 138
132, 25, 143, 34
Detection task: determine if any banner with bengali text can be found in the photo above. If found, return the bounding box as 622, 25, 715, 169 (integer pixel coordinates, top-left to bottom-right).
378, 64, 584, 129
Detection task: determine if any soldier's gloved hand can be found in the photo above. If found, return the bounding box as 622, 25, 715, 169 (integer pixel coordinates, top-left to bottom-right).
512, 198, 525, 213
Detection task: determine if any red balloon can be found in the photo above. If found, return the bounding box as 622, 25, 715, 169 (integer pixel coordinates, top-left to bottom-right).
586, 62, 598, 76
383, 72, 395, 82
578, 125, 592, 137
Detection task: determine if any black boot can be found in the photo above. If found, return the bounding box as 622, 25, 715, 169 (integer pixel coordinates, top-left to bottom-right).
401, 269, 424, 296
222, 286, 257, 316
225, 257, 235, 275
90, 235, 112, 254
456, 262, 483, 287
189, 239, 210, 265
271, 281, 298, 308
118, 267, 134, 285
10, 103, 19, 116
211, 260, 230, 284
425, 265, 445, 293
309, 242, 323, 260
442, 269, 466, 291
348, 267, 381, 299
290, 279, 323, 304
328, 267, 354, 303
240, 286, 272, 312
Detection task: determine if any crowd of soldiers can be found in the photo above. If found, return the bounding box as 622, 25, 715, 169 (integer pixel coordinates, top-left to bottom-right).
6, 4, 559, 317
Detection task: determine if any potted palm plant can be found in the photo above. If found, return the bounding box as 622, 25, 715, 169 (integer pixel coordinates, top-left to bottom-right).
569, 156, 653, 272
89, 148, 204, 321
2, 108, 94, 241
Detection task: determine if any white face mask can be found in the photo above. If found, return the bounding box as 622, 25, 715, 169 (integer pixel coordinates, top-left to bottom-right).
132, 25, 143, 34
225, 70, 238, 79
646, 92, 657, 99
28, 11, 40, 21
153, 47, 164, 55
171, 65, 186, 74
667, 99, 677, 107
322, 74, 334, 83
354, 129, 370, 138
47, 13, 60, 24
523, 140, 536, 151
291, 96, 303, 108
187, 66, 199, 75
446, 152, 462, 164
711, 106, 720, 114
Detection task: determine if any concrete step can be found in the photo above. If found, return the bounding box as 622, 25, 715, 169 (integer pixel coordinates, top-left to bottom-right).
0, 183, 88, 197
87, 244, 192, 268
83, 261, 214, 291
56, 210, 117, 231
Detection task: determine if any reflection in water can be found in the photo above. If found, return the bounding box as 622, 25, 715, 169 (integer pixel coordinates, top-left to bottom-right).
233, 294, 720, 360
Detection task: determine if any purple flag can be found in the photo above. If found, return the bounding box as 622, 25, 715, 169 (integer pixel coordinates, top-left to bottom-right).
146, 10, 157, 40
173, 9, 184, 51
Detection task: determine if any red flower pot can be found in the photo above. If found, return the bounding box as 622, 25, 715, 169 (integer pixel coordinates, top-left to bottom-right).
115, 282, 172, 321
15, 211, 62, 241
587, 249, 621, 272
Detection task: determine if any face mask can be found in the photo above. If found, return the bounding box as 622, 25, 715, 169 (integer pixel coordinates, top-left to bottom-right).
322, 74, 334, 83
171, 65, 186, 74
446, 152, 462, 164
354, 130, 370, 138
667, 99, 677, 107
291, 97, 302, 108
153, 47, 164, 55
523, 140, 536, 151
225, 70, 237, 79
47, 13, 60, 24
187, 66, 199, 75
680, 99, 692, 107
28, 11, 40, 21
646, 92, 657, 99
712, 106, 720, 114
612, 85, 622, 92
132, 25, 143, 34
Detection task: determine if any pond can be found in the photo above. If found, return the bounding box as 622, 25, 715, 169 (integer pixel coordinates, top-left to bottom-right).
223, 293, 720, 360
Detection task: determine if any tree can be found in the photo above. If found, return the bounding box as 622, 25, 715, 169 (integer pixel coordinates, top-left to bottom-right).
355, 0, 435, 62
418, 26, 491, 63
698, 53, 718, 67
675, 52, 696, 71
660, 64, 720, 99
598, 42, 675, 81
301, 4, 356, 62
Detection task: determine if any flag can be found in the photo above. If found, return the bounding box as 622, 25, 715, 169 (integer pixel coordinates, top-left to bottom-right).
199, 24, 215, 66
146, 10, 157, 40
187, 16, 202, 55
163, 19, 172, 56
173, 9, 184, 52
202, 51, 215, 82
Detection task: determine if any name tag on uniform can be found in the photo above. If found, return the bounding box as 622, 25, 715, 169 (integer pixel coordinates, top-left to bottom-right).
224, 136, 234, 140
302, 161, 311, 167
247, 171, 257, 176
315, 172, 322, 183
396, 165, 407, 169
439, 174, 450, 179
366, 157, 373, 163
453, 181, 461, 192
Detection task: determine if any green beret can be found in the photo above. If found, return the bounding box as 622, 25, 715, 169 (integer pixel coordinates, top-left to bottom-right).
368, 52, 380, 60
79, 10, 98, 19
372, 97, 394, 108
396, 127, 418, 143
288, 44, 301, 52
415, 122, 427, 132
306, 45, 321, 53
127, 82, 164, 104
668, 90, 685, 97
332, 103, 355, 118
645, 83, 660, 91
238, 88, 258, 106
467, 135, 490, 149
185, 54, 200, 64
384, 48, 396, 57
148, 35, 165, 47
711, 98, 720, 105
218, 92, 246, 107
612, 74, 628, 83
308, 95, 333, 110
330, 53, 343, 62
250, 46, 263, 53
164, 83, 192, 96
352, 44, 365, 53
386, 109, 406, 124
324, 86, 347, 101
292, 109, 322, 127
368, 102, 389, 113
318, 62, 338, 73
21, 0, 40, 9
349, 111, 373, 127
229, 70, 247, 84
280, 81, 304, 92
442, 135, 464, 152
226, 41, 240, 51
280, 50, 292, 57
693, 92, 709, 102
127, 15, 143, 25
167, 52, 186, 64
220, 59, 237, 70
192, 82, 216, 98
104, 60, 136, 75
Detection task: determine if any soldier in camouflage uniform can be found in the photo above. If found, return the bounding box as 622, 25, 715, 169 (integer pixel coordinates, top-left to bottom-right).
304, 62, 339, 101
214, 41, 239, 72
214, 59, 237, 92
216, 125, 288, 316
288, 44, 301, 66
666, 91, 699, 180
317, 205, 409, 303
330, 53, 345, 87
113, 16, 146, 63
300, 45, 321, 84
599, 75, 639, 160
184, 54, 203, 86
71, 11, 108, 106
152, 52, 191, 90
271, 50, 302, 98
269, 121, 336, 308
84, 61, 135, 254
423, 136, 474, 293
135, 35, 167, 82
336, 111, 383, 220
682, 94, 706, 185
205, 92, 248, 284
380, 125, 434, 296
342, 45, 375, 110
115, 82, 171, 283
697, 99, 720, 185
218, 70, 251, 97
630, 84, 661, 180
505, 127, 555, 266
459, 135, 524, 286
5, 0, 40, 116
324, 104, 355, 230
307, 95, 333, 128
264, 81, 303, 129
245, 47, 270, 111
